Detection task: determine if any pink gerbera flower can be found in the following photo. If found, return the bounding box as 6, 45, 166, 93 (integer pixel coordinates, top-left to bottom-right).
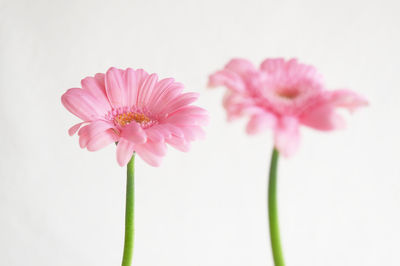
62, 67, 208, 166
209, 58, 368, 156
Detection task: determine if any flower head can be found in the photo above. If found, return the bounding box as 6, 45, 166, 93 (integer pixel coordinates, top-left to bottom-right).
209, 58, 368, 156
62, 67, 208, 167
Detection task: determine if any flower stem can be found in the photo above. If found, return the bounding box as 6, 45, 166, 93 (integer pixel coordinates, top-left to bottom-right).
122, 155, 135, 266
268, 148, 285, 266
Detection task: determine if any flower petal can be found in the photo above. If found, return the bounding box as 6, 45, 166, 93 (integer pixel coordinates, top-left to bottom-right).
180, 126, 206, 141
159, 92, 199, 115
246, 112, 277, 135
116, 138, 135, 167
105, 67, 127, 108
274, 116, 300, 157
87, 130, 118, 151
144, 126, 164, 142
147, 78, 175, 107
123, 68, 139, 108
260, 58, 286, 73
166, 136, 190, 152
137, 73, 158, 109
225, 58, 256, 76
300, 104, 346, 131
68, 122, 86, 136
150, 82, 184, 115
208, 70, 246, 92
61, 88, 105, 121
135, 144, 163, 167
81, 74, 111, 113
78, 120, 116, 148
327, 89, 369, 112
120, 122, 147, 144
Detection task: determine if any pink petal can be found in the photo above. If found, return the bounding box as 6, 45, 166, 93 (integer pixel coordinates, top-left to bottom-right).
116, 139, 135, 167
147, 78, 175, 106
149, 82, 184, 115
61, 88, 105, 121
137, 73, 158, 109
135, 144, 163, 167
246, 112, 277, 135
141, 141, 167, 156
162, 124, 184, 138
223, 91, 261, 120
87, 130, 118, 151
68, 122, 86, 136
124, 68, 139, 108
164, 113, 209, 126
208, 70, 246, 92
78, 120, 115, 148
301, 104, 346, 131
166, 136, 190, 152
180, 126, 206, 141
327, 89, 369, 112
165, 106, 209, 126
159, 92, 199, 115
274, 116, 300, 157
144, 127, 164, 142
120, 122, 147, 144
260, 58, 286, 73
105, 67, 127, 108
225, 58, 256, 76
81, 74, 111, 113
134, 69, 149, 88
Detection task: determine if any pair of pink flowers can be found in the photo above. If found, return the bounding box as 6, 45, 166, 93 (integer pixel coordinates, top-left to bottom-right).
62, 58, 367, 166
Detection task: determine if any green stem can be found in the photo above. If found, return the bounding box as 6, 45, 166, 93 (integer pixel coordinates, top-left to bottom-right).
122, 155, 135, 266
268, 148, 285, 266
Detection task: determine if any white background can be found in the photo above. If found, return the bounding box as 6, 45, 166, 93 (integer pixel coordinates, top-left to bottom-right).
0, 0, 399, 265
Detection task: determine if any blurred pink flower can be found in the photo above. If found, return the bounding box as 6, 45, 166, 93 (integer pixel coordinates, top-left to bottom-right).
209, 58, 368, 156
62, 67, 208, 167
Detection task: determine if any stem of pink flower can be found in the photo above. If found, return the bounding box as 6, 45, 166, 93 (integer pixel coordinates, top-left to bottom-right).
268, 148, 285, 266
122, 155, 135, 266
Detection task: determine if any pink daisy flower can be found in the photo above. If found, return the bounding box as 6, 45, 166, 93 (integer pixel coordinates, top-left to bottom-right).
209, 58, 368, 156
62, 67, 208, 167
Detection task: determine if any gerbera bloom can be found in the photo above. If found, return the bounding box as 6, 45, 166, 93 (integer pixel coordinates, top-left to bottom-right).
209, 58, 368, 156
62, 67, 208, 166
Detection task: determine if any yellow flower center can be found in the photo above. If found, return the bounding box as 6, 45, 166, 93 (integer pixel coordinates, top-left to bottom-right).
114, 112, 151, 127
